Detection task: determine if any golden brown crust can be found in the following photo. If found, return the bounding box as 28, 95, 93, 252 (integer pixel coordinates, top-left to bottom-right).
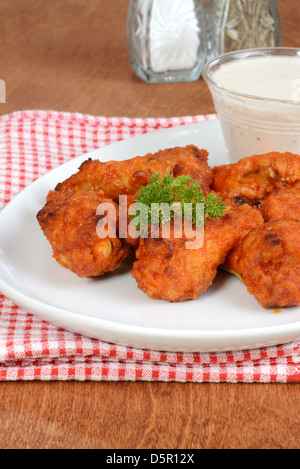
260, 187, 300, 222
53, 145, 213, 201
37, 190, 128, 278
224, 220, 300, 308
213, 152, 300, 203
131, 204, 264, 302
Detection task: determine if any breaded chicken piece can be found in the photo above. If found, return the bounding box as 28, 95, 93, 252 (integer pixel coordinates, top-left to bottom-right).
37, 190, 128, 278
53, 145, 213, 201
213, 152, 300, 203
224, 220, 300, 309
261, 187, 300, 222
131, 204, 264, 302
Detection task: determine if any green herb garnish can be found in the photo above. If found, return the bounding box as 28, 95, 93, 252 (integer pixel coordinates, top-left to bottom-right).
130, 173, 226, 235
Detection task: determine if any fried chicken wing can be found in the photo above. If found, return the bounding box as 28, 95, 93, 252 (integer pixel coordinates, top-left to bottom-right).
131, 204, 264, 302
224, 220, 300, 308
260, 187, 300, 222
37, 190, 128, 278
213, 152, 300, 203
53, 145, 213, 201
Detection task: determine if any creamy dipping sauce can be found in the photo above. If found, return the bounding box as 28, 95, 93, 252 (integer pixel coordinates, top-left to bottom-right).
207, 55, 300, 163
213, 56, 300, 102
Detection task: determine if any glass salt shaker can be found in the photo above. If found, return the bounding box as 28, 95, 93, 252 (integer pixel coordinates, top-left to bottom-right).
206, 0, 281, 60
127, 0, 207, 84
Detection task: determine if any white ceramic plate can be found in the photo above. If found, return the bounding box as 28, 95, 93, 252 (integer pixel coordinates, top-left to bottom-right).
0, 119, 300, 352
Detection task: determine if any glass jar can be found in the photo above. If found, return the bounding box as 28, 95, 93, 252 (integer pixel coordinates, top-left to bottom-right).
206, 0, 281, 60
127, 0, 207, 84
202, 0, 224, 61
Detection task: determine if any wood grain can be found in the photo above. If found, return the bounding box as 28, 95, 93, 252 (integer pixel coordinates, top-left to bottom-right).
0, 381, 299, 449
0, 0, 299, 450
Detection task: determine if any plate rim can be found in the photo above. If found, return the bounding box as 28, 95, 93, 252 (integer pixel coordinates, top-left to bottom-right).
0, 278, 300, 352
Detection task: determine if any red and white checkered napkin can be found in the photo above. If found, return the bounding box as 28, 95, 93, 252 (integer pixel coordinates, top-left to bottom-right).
0, 110, 299, 383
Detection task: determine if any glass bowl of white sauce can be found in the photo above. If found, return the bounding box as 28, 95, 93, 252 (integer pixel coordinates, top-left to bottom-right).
203, 48, 300, 163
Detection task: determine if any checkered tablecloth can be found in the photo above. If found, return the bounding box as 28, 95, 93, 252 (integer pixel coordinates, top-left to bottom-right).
0, 110, 299, 382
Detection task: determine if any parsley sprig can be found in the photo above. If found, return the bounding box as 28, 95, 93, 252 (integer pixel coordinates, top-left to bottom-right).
131, 173, 225, 233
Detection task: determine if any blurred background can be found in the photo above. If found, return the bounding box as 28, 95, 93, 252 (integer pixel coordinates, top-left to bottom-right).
0, 0, 299, 118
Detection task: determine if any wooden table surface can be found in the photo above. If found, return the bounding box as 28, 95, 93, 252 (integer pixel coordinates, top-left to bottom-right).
0, 0, 299, 450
